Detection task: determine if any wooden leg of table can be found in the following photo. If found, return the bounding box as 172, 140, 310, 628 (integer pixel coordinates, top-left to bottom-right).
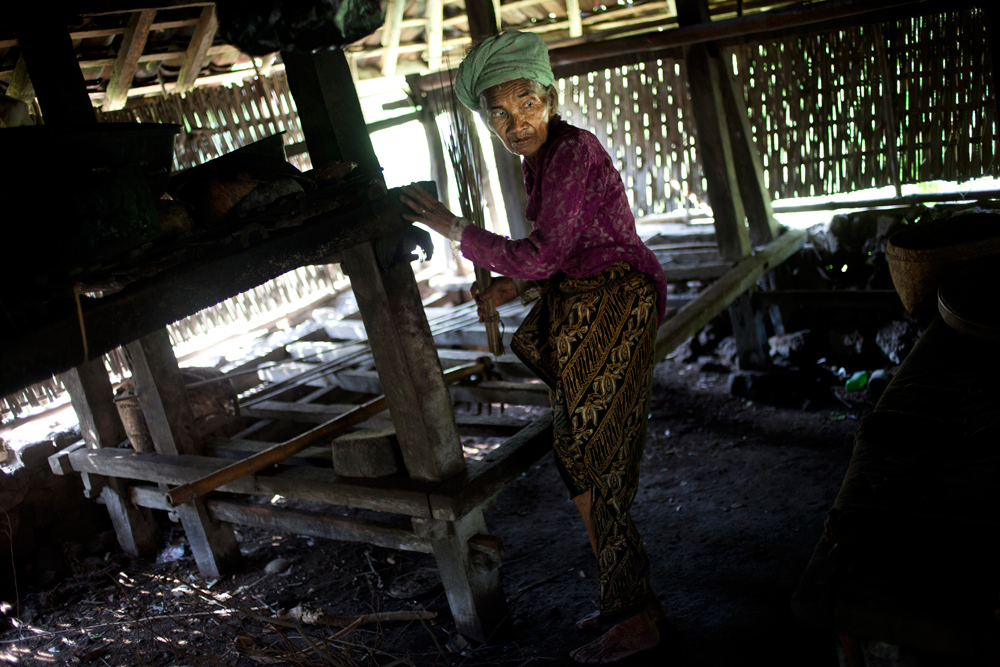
126, 328, 241, 576
414, 509, 510, 644
61, 359, 160, 558
342, 242, 465, 483
101, 479, 161, 558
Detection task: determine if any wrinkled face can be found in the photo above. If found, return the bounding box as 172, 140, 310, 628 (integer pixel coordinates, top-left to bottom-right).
481, 78, 555, 161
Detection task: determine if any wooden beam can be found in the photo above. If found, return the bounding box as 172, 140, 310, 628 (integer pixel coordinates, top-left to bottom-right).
131, 486, 435, 552
381, 0, 407, 77
14, 11, 95, 125
566, 0, 584, 37
101, 9, 156, 111
126, 329, 202, 456
681, 41, 750, 261
175, 4, 217, 94
466, 0, 500, 39
341, 242, 466, 482
653, 229, 806, 362
66, 447, 436, 517
282, 48, 380, 174
427, 0, 444, 70
546, 0, 928, 70
719, 50, 778, 246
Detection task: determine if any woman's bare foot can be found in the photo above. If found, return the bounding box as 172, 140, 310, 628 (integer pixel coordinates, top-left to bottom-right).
570, 609, 660, 663
576, 597, 666, 632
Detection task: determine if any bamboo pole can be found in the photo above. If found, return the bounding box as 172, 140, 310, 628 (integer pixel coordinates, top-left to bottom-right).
165, 360, 489, 506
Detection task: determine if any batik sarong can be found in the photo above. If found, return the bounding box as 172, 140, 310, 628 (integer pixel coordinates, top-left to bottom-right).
511, 262, 658, 623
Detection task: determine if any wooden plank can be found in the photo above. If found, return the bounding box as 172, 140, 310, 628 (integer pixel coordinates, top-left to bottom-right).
175, 5, 218, 94
342, 242, 466, 483
49, 441, 87, 476
60, 359, 159, 558
653, 229, 806, 362
101, 9, 156, 111
426, 0, 444, 70
67, 447, 435, 517
126, 329, 201, 456
429, 411, 553, 521
466, 0, 500, 39
203, 437, 332, 463
14, 11, 96, 125
207, 500, 433, 553
381, 0, 407, 77
332, 369, 550, 407
242, 401, 360, 424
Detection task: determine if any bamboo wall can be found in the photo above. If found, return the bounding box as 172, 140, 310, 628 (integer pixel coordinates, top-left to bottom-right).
559, 7, 996, 215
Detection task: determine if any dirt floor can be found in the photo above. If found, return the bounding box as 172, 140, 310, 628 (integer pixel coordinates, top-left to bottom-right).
1, 353, 866, 666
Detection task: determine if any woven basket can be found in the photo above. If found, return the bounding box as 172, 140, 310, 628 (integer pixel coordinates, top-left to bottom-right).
886, 212, 1000, 318
938, 257, 1000, 342
115, 395, 156, 453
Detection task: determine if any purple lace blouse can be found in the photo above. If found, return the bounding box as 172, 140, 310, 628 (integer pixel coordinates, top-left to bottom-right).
459, 117, 667, 322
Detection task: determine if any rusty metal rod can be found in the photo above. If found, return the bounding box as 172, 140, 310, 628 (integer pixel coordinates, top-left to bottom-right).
165, 359, 489, 507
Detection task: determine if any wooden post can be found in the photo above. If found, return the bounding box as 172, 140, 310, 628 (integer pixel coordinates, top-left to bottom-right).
175, 5, 218, 94
678, 0, 775, 369
413, 509, 509, 644
61, 360, 159, 558
718, 51, 779, 247
341, 243, 466, 482
566, 0, 584, 38
381, 0, 407, 77
101, 9, 156, 112
14, 10, 96, 125
465, 0, 531, 240
126, 329, 241, 578
427, 0, 444, 71
282, 48, 380, 174
285, 46, 508, 638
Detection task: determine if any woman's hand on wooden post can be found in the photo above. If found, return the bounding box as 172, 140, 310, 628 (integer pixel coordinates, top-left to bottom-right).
400, 184, 456, 237
471, 277, 519, 323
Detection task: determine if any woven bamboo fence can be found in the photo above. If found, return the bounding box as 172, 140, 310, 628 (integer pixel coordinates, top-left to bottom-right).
559, 60, 706, 217
558, 8, 996, 213
734, 8, 997, 199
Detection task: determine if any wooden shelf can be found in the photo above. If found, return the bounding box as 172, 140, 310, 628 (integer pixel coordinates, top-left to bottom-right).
0, 183, 415, 397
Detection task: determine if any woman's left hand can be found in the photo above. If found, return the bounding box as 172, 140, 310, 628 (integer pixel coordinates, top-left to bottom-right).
400, 184, 456, 238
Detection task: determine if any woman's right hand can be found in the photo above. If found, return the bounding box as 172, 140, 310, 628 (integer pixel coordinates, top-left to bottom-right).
471, 277, 519, 323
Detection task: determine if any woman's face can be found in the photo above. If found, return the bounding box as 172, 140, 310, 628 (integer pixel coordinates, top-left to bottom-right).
481, 78, 554, 161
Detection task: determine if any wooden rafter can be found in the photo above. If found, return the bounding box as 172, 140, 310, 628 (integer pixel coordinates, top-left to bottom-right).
102, 9, 156, 111
566, 0, 584, 37
427, 0, 444, 70
381, 0, 408, 77
0, 18, 198, 49
175, 4, 217, 94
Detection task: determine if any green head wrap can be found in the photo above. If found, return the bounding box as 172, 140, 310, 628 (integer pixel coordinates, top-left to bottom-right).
454, 30, 555, 111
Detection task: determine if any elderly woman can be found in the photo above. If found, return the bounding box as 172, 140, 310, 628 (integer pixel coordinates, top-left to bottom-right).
401, 30, 667, 663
